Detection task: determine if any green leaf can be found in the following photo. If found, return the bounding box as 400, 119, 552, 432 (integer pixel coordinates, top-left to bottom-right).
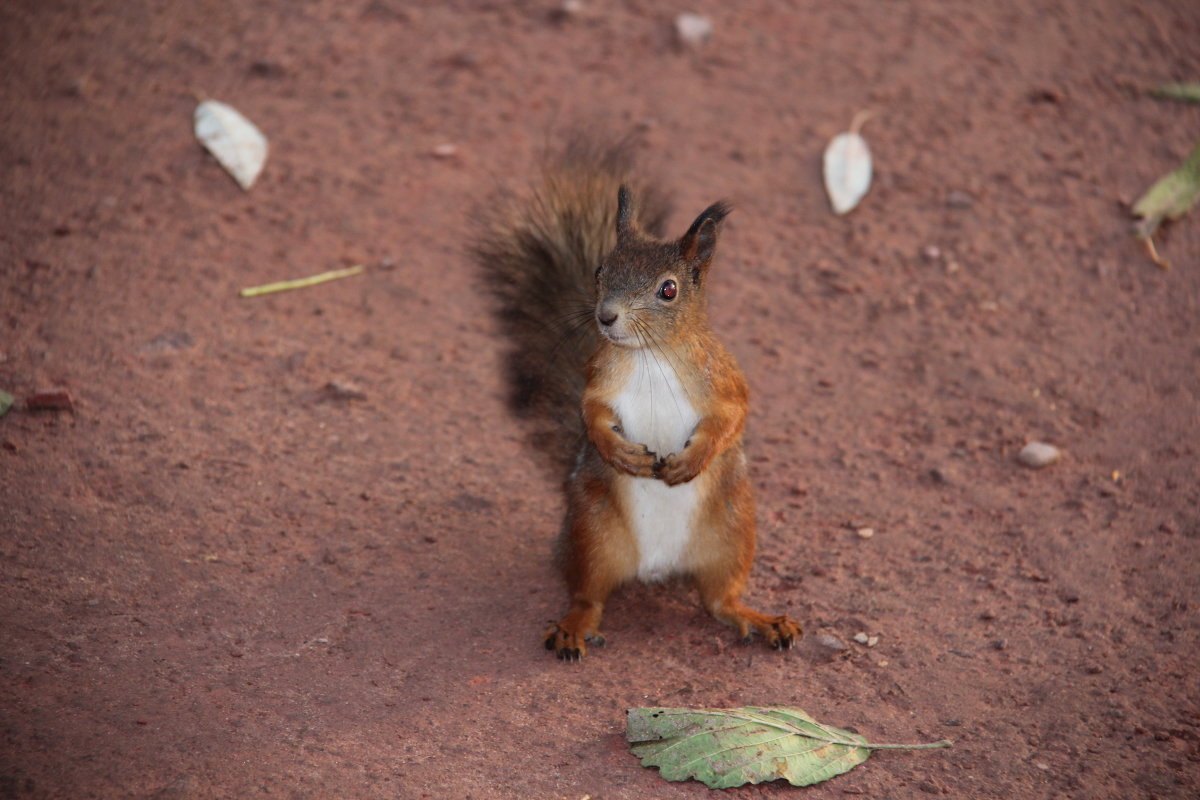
1150, 82, 1200, 104
0, 390, 13, 418
1132, 138, 1200, 243
626, 706, 950, 789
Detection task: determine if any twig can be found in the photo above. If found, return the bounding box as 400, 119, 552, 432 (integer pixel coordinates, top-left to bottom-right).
239, 264, 366, 297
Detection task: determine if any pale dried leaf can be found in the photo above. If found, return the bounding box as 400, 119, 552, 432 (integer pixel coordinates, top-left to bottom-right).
823, 127, 872, 215
675, 13, 713, 47
194, 99, 268, 190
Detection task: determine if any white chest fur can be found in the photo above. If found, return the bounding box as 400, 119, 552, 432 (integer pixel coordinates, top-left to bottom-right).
612, 348, 702, 582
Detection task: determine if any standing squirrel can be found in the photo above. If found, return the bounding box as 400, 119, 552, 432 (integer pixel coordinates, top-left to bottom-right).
478, 138, 801, 660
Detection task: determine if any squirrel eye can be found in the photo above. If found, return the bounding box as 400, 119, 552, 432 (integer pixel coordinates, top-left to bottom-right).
658, 279, 677, 301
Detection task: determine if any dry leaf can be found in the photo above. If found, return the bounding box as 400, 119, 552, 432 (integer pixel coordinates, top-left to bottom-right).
1132, 138, 1200, 268
627, 706, 950, 789
823, 111, 873, 214
194, 99, 268, 190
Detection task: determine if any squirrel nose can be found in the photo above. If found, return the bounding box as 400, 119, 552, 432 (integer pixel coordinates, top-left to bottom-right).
597, 307, 619, 327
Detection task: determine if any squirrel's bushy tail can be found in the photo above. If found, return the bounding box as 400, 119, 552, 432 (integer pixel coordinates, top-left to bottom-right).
476, 136, 670, 463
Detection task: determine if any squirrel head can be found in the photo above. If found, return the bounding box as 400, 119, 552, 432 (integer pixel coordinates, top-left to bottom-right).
594, 185, 731, 348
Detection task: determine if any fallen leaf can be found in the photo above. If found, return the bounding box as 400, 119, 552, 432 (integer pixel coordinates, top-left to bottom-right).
1150, 82, 1200, 104
25, 389, 74, 412
1132, 138, 1200, 268
627, 706, 950, 789
194, 99, 268, 190
823, 111, 873, 215
675, 13, 713, 48
0, 390, 13, 417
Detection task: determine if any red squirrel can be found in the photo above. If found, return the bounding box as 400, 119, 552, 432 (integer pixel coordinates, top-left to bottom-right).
478, 138, 800, 659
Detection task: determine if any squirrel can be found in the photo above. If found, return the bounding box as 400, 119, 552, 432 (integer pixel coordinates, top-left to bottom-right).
477, 137, 801, 660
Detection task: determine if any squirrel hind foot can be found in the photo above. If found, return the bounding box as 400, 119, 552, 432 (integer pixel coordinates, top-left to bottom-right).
761, 616, 802, 650
729, 611, 802, 651
544, 623, 604, 660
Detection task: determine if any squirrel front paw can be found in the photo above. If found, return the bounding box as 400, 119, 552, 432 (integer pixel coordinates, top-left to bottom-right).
608, 440, 658, 477
654, 450, 705, 486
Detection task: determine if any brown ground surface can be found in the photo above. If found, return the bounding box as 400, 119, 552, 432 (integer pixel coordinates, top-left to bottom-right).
2, 1, 1199, 798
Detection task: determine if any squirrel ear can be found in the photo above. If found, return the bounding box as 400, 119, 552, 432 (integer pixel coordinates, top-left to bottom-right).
679, 201, 731, 280
616, 185, 634, 236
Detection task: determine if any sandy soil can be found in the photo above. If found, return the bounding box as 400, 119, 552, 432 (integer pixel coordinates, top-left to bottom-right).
2, 1, 1199, 798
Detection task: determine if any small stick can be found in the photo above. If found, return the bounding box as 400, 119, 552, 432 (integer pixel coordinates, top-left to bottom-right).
239, 264, 366, 297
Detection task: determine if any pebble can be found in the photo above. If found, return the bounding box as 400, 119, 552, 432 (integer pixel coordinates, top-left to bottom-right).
431, 143, 458, 158
946, 189, 974, 210
675, 13, 713, 47
1018, 441, 1061, 468
867, 635, 879, 647
558, 0, 585, 16
814, 632, 847, 651
853, 632, 869, 644
928, 466, 950, 484
856, 527, 875, 540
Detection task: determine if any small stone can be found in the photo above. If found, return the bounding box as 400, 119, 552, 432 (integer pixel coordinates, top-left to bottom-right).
674, 13, 713, 47
142, 331, 194, 353
946, 189, 974, 209
856, 527, 875, 540
853, 632, 870, 645
556, 0, 585, 18
1018, 441, 1061, 468
866, 635, 879, 647
249, 59, 287, 79
320, 381, 367, 402
921, 244, 941, 262
431, 143, 458, 158
814, 632, 847, 651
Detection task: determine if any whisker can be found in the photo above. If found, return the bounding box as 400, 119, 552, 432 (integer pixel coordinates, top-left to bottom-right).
636, 318, 690, 428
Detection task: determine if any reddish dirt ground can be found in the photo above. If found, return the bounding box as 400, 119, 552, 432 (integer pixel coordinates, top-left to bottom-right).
2, 1, 1199, 798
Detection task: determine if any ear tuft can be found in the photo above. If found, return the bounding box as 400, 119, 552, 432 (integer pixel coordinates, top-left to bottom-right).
679, 200, 731, 275
616, 185, 634, 235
